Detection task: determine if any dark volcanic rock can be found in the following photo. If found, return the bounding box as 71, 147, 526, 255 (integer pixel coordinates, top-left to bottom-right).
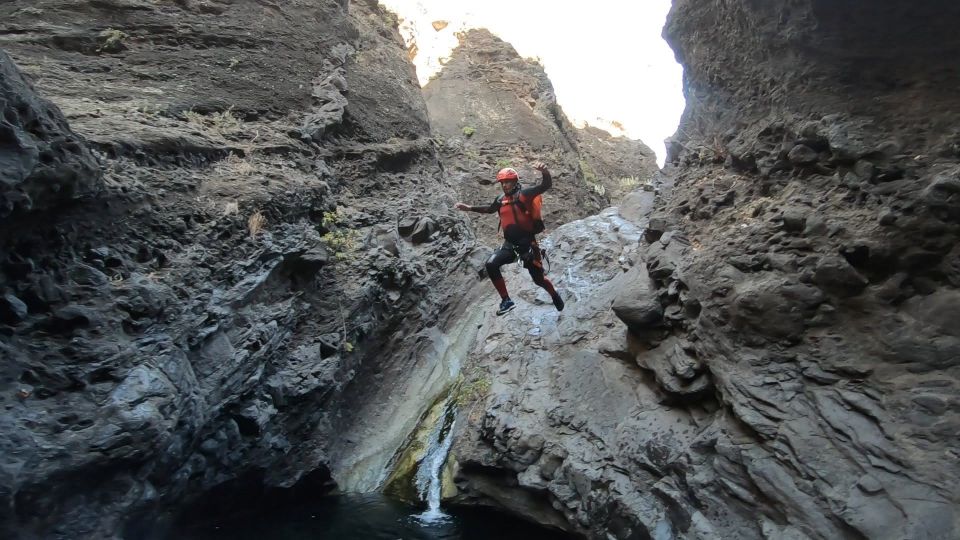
451, 2, 960, 539
410, 216, 438, 244
449, 208, 656, 539
0, 0, 477, 537
6, 0, 960, 538
787, 144, 819, 165
812, 255, 869, 296
611, 268, 663, 331
0, 51, 101, 215
0, 292, 28, 323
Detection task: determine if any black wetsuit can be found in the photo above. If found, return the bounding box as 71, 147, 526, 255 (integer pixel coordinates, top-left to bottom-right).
464, 170, 558, 302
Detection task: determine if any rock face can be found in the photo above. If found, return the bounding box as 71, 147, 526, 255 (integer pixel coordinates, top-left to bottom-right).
424, 29, 657, 243
6, 0, 958, 538
451, 2, 960, 539
0, 1, 480, 537
0, 51, 101, 216
449, 206, 669, 538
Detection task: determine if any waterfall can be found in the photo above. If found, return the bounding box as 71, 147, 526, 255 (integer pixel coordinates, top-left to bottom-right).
412, 399, 457, 523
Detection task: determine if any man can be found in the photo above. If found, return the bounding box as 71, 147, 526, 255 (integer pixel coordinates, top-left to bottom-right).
455, 161, 565, 315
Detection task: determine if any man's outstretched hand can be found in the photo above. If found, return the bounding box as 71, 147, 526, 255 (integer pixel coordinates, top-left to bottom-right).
454, 202, 469, 211
533, 161, 549, 175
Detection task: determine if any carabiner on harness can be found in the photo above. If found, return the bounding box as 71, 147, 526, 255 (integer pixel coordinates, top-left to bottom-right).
513, 244, 541, 271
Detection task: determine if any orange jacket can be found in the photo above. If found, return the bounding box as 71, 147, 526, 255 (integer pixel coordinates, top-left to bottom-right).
466, 170, 553, 245
497, 191, 544, 244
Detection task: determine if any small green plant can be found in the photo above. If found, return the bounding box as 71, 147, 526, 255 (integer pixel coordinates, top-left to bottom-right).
430, 135, 446, 149
619, 175, 653, 192
454, 369, 492, 406
321, 207, 345, 228
619, 176, 642, 189
343, 341, 354, 353
98, 28, 127, 53
134, 103, 163, 117
495, 158, 512, 169
321, 230, 357, 260
579, 159, 598, 185
228, 57, 241, 70
461, 126, 476, 137
580, 159, 607, 197
320, 207, 357, 260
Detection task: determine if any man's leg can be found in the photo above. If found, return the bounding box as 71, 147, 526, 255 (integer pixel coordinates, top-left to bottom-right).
526, 250, 564, 311
485, 246, 517, 299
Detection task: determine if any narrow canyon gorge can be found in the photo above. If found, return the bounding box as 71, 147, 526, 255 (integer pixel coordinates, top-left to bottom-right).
1, 1, 957, 539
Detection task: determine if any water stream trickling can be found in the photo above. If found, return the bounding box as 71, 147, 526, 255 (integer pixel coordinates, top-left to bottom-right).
412, 398, 457, 524
173, 376, 572, 539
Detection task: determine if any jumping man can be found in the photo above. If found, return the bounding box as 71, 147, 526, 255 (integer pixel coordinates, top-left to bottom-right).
455, 162, 565, 315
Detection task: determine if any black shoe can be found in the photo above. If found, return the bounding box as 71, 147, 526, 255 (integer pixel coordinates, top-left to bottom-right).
552, 293, 565, 311
496, 298, 516, 316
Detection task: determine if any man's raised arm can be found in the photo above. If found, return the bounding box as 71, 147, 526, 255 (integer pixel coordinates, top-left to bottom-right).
524, 161, 553, 196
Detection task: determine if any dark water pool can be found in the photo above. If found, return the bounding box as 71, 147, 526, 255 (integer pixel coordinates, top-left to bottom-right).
174, 493, 574, 540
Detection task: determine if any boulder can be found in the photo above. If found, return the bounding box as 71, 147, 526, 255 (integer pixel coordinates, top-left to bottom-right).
787, 144, 819, 165
0, 293, 28, 323
0, 51, 101, 216
813, 256, 869, 296
612, 268, 663, 332
410, 217, 438, 244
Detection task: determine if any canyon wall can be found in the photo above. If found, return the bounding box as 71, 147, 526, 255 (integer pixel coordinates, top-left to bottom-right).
424, 29, 657, 244
450, 1, 960, 538
0, 0, 478, 536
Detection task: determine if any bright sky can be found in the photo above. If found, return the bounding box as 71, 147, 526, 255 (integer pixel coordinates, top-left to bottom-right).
378, 0, 685, 166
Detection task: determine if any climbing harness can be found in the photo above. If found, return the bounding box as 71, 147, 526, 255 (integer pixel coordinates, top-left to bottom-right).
512, 244, 550, 274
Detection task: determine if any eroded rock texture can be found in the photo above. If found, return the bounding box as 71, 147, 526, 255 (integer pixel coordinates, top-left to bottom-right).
451, 1, 960, 539
425, 29, 658, 243
0, 1, 479, 537
0, 51, 101, 216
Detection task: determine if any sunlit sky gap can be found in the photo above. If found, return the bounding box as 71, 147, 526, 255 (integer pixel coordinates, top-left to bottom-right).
379, 0, 685, 167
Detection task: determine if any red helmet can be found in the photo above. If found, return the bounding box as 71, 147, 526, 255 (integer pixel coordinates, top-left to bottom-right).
496, 167, 519, 182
